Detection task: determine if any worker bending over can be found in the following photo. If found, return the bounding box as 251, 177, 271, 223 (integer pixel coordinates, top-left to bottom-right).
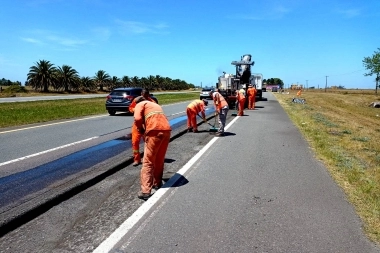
237, 88, 246, 116
297, 89, 302, 97
210, 89, 229, 136
247, 84, 257, 110
129, 89, 157, 166
133, 96, 171, 200
186, 99, 208, 132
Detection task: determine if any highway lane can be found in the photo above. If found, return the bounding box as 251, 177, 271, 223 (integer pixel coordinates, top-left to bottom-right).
0, 100, 215, 232
0, 101, 192, 166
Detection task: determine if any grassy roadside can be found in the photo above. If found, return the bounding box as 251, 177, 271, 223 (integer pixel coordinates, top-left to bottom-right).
273, 89, 380, 244
0, 93, 199, 128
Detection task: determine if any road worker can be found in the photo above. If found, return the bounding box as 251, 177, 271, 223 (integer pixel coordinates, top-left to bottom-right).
237, 88, 246, 116
186, 99, 208, 132
297, 89, 302, 97
133, 96, 171, 200
210, 89, 229, 136
129, 89, 157, 166
247, 84, 256, 110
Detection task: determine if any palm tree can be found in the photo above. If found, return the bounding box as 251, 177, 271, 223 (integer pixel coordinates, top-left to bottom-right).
131, 76, 140, 87
56, 65, 80, 92
122, 75, 131, 87
155, 75, 163, 90
163, 77, 173, 90
108, 76, 121, 90
140, 77, 148, 89
148, 75, 156, 90
93, 70, 111, 91
27, 60, 57, 92
80, 76, 96, 92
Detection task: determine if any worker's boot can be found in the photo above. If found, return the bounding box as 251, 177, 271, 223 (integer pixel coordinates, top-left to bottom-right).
187, 127, 193, 132
137, 191, 152, 200
132, 161, 141, 166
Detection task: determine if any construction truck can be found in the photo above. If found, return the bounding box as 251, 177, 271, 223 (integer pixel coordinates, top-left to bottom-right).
216, 54, 263, 108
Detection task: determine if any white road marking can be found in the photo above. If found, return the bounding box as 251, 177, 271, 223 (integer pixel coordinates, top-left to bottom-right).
0, 115, 107, 134
0, 136, 99, 167
93, 115, 240, 253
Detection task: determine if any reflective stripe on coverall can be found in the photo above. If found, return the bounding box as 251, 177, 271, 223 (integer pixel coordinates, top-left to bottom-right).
134, 101, 171, 194
212, 92, 229, 133
186, 99, 206, 131
129, 97, 156, 163
237, 91, 246, 116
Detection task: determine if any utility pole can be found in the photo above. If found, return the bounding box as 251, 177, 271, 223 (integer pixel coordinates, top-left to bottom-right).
325, 76, 328, 92
306, 80, 308, 90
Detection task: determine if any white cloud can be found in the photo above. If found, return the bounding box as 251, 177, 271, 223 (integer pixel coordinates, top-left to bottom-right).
115, 19, 169, 35
228, 3, 291, 20
21, 37, 44, 45
92, 27, 112, 41
337, 8, 361, 18
20, 30, 89, 50
46, 35, 88, 47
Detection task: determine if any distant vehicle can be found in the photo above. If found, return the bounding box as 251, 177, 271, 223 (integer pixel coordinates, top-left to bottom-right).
105, 87, 158, 116
200, 88, 214, 100
272, 87, 278, 92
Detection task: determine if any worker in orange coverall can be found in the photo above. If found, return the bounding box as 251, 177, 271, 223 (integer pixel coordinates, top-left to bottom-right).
247, 84, 257, 110
186, 99, 208, 132
133, 96, 171, 200
210, 89, 229, 136
237, 88, 246, 116
129, 89, 157, 166
297, 89, 302, 97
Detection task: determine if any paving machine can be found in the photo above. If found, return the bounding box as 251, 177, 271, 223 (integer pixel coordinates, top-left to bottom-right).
216, 54, 263, 108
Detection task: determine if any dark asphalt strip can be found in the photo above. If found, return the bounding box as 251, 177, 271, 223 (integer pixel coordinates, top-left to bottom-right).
0, 109, 217, 237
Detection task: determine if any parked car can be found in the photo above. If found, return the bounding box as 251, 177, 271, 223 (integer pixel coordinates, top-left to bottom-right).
105, 87, 158, 115
271, 87, 278, 92
200, 88, 214, 100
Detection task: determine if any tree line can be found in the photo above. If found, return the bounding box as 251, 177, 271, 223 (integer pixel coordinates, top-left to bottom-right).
263, 78, 284, 88
23, 60, 195, 93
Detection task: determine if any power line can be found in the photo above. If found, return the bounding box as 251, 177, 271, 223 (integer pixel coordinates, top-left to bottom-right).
307, 69, 366, 82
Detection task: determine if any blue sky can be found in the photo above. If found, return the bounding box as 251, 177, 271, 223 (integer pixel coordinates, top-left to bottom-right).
0, 0, 379, 89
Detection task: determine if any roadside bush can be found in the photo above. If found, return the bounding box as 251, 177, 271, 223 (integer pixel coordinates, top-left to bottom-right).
3, 85, 28, 94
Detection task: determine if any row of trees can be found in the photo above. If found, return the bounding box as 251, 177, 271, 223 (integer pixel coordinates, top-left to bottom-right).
26, 60, 195, 93
0, 78, 22, 86
263, 78, 284, 88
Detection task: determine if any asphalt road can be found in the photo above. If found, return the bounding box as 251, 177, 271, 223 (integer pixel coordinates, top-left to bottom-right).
0, 93, 379, 252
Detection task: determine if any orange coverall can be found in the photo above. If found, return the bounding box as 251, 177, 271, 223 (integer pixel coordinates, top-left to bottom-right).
212, 91, 229, 134
186, 99, 206, 132
134, 101, 171, 194
129, 96, 156, 164
297, 90, 302, 97
237, 91, 246, 116
247, 87, 257, 109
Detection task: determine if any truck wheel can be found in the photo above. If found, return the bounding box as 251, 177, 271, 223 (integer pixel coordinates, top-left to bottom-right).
108, 110, 116, 116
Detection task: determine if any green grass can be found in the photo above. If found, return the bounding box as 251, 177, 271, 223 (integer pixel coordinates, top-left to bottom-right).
0, 92, 200, 128
274, 90, 380, 243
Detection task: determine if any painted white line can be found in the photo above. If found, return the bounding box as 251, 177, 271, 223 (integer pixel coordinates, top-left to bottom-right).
93, 115, 240, 253
0, 115, 107, 134
0, 136, 99, 167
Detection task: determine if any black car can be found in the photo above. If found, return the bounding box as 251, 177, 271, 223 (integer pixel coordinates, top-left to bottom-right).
105, 87, 158, 115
